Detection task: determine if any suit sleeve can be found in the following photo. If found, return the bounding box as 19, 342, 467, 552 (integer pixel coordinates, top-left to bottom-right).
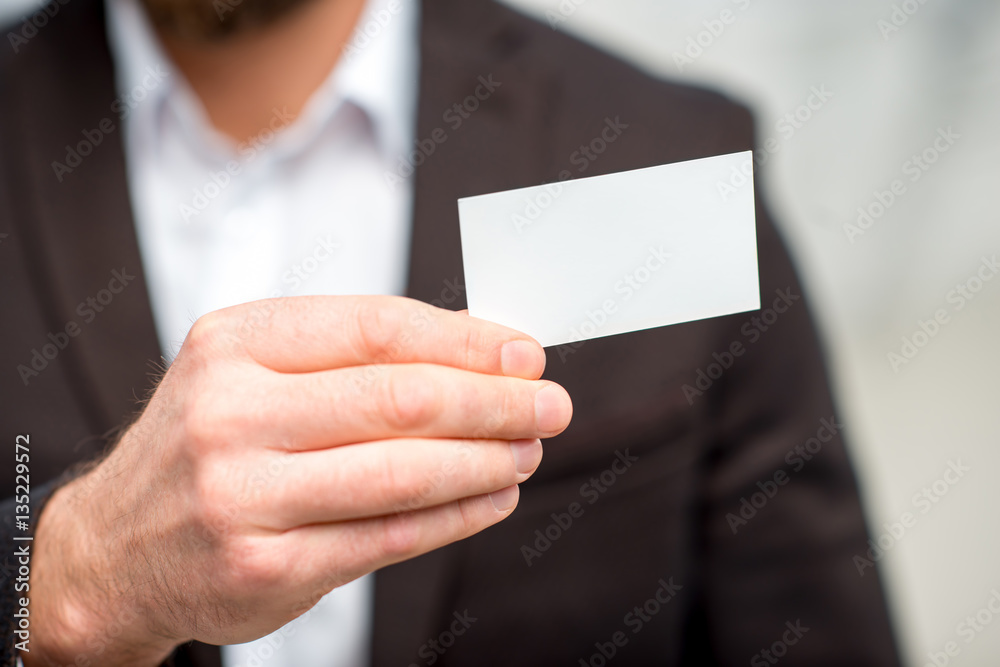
0, 478, 196, 667
0, 481, 59, 667
686, 159, 901, 665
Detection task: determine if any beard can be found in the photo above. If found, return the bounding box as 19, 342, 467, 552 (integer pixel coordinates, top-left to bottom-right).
140, 0, 319, 41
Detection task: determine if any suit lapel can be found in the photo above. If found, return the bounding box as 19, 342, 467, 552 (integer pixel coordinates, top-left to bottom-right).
374, 1, 556, 664
404, 0, 560, 307
6, 0, 162, 440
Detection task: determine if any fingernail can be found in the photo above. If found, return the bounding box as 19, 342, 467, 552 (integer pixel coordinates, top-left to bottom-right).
489, 484, 519, 512
501, 340, 546, 378
510, 438, 543, 476
534, 384, 573, 434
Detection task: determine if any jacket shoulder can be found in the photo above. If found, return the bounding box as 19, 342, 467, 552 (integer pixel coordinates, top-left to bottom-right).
486, 1, 755, 159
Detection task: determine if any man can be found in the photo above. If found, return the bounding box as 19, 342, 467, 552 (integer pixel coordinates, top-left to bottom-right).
0, 0, 901, 664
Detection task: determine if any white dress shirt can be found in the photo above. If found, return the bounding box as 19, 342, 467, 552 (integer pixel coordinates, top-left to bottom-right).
104, 0, 420, 665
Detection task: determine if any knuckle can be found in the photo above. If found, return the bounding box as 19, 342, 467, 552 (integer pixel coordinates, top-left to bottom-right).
470, 379, 516, 439
355, 446, 408, 510
183, 311, 231, 359
189, 471, 281, 591
462, 441, 504, 487
354, 297, 405, 363
191, 466, 238, 540
376, 513, 421, 560
380, 370, 439, 430
453, 495, 484, 536
217, 537, 281, 592
496, 382, 521, 432
455, 375, 483, 422
460, 324, 478, 372
181, 389, 229, 451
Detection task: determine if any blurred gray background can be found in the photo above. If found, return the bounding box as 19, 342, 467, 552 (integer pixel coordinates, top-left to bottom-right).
4, 0, 999, 664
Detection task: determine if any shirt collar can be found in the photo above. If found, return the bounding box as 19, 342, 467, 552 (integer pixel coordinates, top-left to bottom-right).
322, 0, 420, 160
104, 0, 175, 139
104, 0, 420, 164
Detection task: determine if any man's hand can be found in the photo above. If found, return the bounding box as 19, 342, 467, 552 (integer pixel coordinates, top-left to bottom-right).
25, 296, 572, 666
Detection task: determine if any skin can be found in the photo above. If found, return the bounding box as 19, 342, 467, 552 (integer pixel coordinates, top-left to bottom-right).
27, 297, 572, 666
24, 4, 575, 665
152, 0, 366, 142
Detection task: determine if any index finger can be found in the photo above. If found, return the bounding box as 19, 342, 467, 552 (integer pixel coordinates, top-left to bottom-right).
210, 295, 546, 378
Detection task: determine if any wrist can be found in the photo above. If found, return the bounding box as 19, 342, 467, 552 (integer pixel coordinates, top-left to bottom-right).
23, 469, 178, 667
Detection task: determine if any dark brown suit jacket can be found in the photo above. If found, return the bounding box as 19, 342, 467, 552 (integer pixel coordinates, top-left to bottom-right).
0, 0, 900, 665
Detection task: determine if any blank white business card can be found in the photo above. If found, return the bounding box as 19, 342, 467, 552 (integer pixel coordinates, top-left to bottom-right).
458, 151, 760, 348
